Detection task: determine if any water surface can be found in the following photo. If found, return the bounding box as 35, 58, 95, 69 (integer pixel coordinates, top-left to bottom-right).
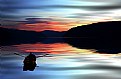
1, 42, 121, 79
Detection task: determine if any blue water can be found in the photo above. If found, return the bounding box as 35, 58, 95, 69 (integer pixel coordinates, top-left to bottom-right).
1, 50, 121, 79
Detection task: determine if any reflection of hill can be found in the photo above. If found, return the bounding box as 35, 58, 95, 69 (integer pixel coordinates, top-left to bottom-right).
64, 21, 121, 54
0, 27, 45, 45
42, 37, 64, 44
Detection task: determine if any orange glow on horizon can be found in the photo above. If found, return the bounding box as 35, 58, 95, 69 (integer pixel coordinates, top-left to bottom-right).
19, 21, 80, 32
1, 20, 92, 32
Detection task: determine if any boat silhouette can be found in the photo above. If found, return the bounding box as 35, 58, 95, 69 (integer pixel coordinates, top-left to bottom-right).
14, 52, 53, 71
23, 53, 36, 71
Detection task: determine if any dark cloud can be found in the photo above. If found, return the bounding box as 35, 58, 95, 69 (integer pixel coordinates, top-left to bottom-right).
67, 15, 90, 20
25, 18, 52, 21
21, 18, 52, 24
0, 0, 22, 12
1, 5, 121, 10
24, 18, 44, 24
0, 13, 22, 19
50, 5, 121, 11
0, 0, 23, 20
0, 20, 20, 27
0, 17, 52, 28
87, 5, 121, 10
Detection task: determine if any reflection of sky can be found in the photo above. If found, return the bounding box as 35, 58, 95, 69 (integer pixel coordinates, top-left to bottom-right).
1, 43, 95, 54
1, 52, 121, 79
1, 0, 121, 31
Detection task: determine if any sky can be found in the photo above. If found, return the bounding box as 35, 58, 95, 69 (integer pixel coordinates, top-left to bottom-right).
0, 0, 121, 32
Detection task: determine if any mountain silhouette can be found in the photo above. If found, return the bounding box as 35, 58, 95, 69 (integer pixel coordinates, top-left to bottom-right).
0, 27, 66, 46
0, 27, 45, 45
64, 21, 121, 54
41, 30, 66, 37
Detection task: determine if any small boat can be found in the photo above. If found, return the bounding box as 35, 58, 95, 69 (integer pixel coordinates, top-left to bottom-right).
14, 52, 52, 71
23, 53, 36, 71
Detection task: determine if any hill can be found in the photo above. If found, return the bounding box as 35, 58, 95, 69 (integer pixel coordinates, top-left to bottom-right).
41, 30, 66, 37
64, 21, 121, 54
0, 27, 45, 45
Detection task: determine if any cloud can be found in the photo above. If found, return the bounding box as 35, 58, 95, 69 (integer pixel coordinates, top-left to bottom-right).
66, 11, 112, 21
20, 18, 53, 24
1, 5, 121, 10
0, 0, 23, 20
77, 0, 120, 2
1, 0, 121, 21
1, 17, 75, 31
1, 0, 121, 11
0, 0, 21, 12
0, 20, 20, 27
50, 5, 121, 11
73, 0, 121, 10
0, 18, 51, 27
0, 14, 23, 20
1, 0, 121, 31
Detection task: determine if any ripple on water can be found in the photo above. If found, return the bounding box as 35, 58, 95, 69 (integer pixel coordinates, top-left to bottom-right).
1, 53, 121, 79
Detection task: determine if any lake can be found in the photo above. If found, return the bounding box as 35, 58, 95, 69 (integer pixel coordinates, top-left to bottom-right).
1, 39, 121, 79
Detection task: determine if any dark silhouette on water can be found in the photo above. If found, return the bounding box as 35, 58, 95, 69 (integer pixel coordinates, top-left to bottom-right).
14, 52, 52, 71
23, 53, 37, 71
64, 21, 121, 54
14, 52, 53, 71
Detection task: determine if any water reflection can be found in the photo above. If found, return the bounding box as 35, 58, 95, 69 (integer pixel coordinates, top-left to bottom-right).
1, 43, 121, 79
1, 43, 95, 54
1, 51, 121, 79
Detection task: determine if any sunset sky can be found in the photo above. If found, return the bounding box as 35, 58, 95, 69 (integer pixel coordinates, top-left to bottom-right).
1, 0, 121, 32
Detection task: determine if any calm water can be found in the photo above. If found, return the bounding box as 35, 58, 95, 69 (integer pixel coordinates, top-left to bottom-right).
1, 42, 121, 79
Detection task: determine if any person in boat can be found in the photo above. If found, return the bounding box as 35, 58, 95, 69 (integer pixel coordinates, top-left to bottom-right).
28, 53, 36, 61
23, 53, 36, 71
